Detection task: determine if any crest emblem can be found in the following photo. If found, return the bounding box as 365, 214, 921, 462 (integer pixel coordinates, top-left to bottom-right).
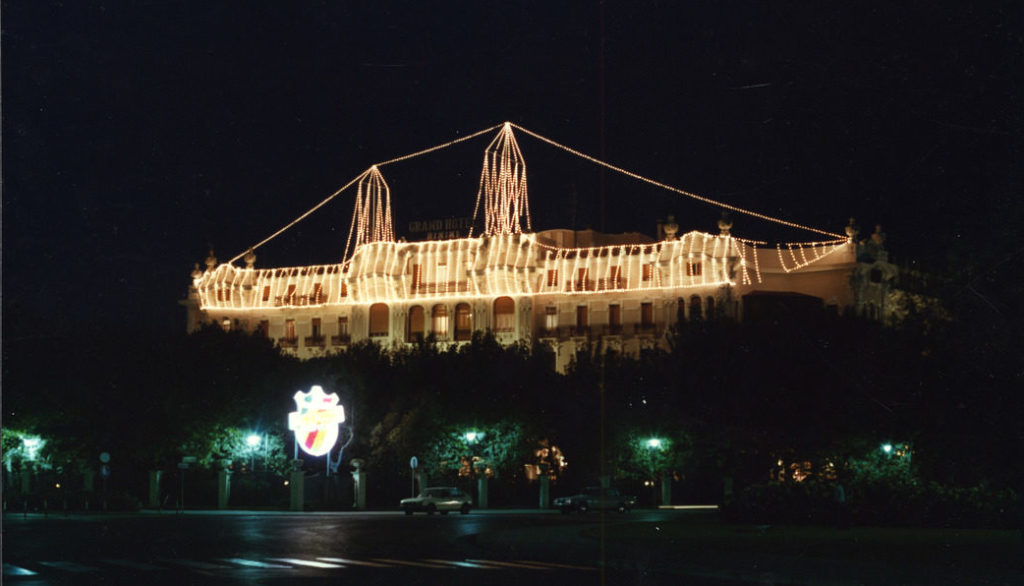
288, 385, 346, 457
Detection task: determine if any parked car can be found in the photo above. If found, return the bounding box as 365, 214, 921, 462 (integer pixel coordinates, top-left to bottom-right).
400, 487, 472, 515
554, 487, 637, 513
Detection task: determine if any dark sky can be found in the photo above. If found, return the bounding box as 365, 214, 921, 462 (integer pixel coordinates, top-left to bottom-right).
3, 1, 1020, 336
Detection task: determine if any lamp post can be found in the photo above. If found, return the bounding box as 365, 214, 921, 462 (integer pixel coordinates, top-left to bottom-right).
246, 434, 262, 472
644, 437, 666, 507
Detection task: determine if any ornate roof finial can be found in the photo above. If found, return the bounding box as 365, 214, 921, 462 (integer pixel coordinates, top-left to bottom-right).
244, 249, 257, 269
717, 212, 733, 236
205, 249, 217, 271
663, 214, 679, 240
190, 262, 203, 280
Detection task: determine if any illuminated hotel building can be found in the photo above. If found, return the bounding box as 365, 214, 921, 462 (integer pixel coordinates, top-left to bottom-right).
186, 123, 896, 371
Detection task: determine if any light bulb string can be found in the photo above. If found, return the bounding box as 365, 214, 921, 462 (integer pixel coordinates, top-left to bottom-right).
509, 123, 845, 240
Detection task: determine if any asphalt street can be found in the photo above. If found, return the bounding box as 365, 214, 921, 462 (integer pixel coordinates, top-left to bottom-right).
3, 509, 725, 586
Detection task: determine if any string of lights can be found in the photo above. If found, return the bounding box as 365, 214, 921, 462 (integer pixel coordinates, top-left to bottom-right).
508, 123, 845, 240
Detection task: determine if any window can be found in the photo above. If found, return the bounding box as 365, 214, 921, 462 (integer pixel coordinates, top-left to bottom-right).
284, 319, 296, 339
455, 303, 472, 341
408, 305, 425, 342
609, 304, 621, 334
432, 304, 449, 338
545, 306, 558, 331
575, 268, 589, 291
340, 283, 348, 298
257, 320, 270, 337
369, 303, 389, 337
285, 284, 296, 304
641, 302, 653, 327
262, 286, 271, 302
576, 305, 588, 334
687, 261, 702, 277
333, 317, 350, 345
642, 264, 655, 282
690, 295, 702, 320
608, 266, 622, 288
312, 283, 323, 304
546, 269, 558, 287
312, 318, 322, 338
493, 297, 515, 333
410, 264, 422, 291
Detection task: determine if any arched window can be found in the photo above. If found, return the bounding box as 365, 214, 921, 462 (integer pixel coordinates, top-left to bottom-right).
493, 297, 515, 332
369, 303, 389, 337
689, 295, 702, 320
408, 305, 425, 342
432, 304, 449, 339
455, 303, 473, 341
705, 296, 715, 320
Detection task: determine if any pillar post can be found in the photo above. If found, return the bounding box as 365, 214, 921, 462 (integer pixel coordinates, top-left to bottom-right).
290, 460, 304, 512
148, 471, 163, 508
660, 475, 671, 507
217, 460, 232, 510
350, 459, 366, 510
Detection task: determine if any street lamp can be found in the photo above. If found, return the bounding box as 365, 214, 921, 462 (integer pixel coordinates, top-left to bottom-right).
247, 433, 262, 471
464, 431, 482, 443
881, 443, 893, 455
646, 438, 662, 449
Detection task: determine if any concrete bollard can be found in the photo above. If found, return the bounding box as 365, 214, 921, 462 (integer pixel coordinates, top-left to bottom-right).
290, 460, 304, 511
351, 461, 366, 510
217, 469, 231, 510
539, 475, 550, 509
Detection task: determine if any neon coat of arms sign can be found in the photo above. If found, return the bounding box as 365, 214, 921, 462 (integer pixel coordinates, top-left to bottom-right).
288, 385, 346, 457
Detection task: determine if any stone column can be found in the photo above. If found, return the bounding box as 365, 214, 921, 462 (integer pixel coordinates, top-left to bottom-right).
660, 475, 672, 507
539, 475, 550, 509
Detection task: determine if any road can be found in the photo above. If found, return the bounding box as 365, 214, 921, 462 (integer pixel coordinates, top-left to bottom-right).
2, 508, 726, 585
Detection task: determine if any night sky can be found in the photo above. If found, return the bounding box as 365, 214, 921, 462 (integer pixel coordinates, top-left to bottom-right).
3, 2, 1019, 338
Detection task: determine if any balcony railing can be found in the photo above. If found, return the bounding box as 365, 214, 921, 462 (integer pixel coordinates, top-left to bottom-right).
603, 324, 623, 336
304, 335, 326, 348
330, 334, 351, 346
278, 337, 298, 349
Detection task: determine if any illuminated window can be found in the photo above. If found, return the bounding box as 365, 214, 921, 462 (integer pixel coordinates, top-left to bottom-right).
455, 303, 472, 341
369, 303, 389, 337
285, 284, 297, 304
608, 265, 622, 288
494, 297, 515, 333
609, 304, 621, 334
312, 283, 323, 304
545, 306, 558, 331
410, 264, 423, 291
408, 305, 425, 342
546, 269, 558, 287
642, 264, 655, 282
687, 261, 702, 277
262, 286, 271, 302
575, 268, 590, 291
432, 304, 449, 338
690, 295, 702, 320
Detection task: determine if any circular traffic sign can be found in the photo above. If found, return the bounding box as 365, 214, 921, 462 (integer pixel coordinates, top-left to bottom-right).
99, 452, 111, 463
410, 456, 418, 470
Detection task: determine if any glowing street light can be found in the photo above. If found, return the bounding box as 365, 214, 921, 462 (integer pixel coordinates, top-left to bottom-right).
881, 443, 893, 455
464, 431, 483, 443
646, 438, 663, 449
246, 434, 262, 448
246, 433, 263, 472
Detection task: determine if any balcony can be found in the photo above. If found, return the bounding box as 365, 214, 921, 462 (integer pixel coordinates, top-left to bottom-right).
304, 335, 326, 348
538, 328, 559, 339
278, 337, 298, 349
330, 334, 351, 346
570, 325, 591, 338
603, 324, 623, 336
634, 323, 658, 336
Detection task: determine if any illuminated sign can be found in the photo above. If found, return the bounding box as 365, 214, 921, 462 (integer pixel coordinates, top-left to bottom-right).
288, 385, 346, 457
